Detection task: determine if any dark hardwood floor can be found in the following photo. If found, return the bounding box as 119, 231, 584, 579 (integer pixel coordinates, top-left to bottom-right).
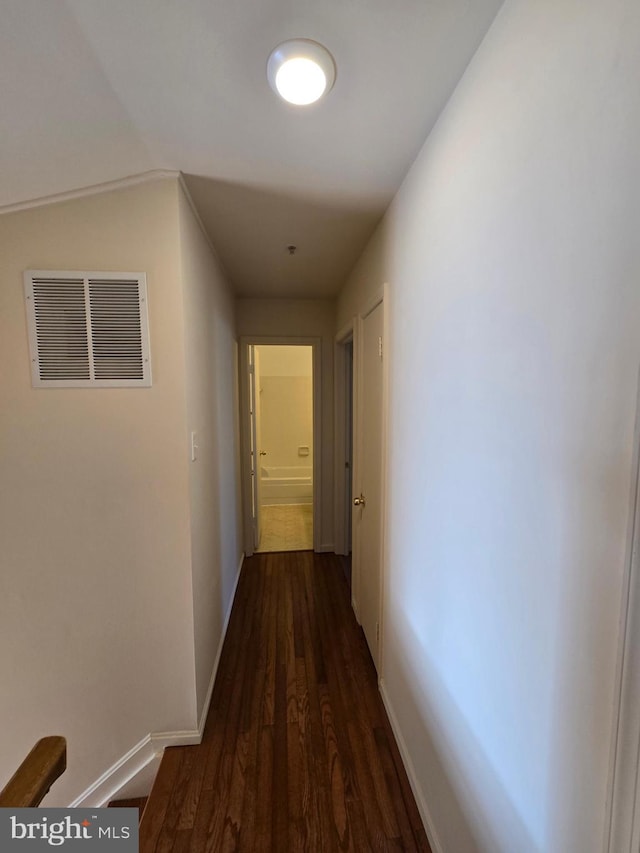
108, 797, 148, 821
140, 551, 431, 852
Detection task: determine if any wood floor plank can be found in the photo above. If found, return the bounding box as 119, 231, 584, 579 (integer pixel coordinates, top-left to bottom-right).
285, 555, 299, 725
219, 727, 249, 852
188, 568, 262, 852
261, 555, 277, 726
108, 797, 147, 824
314, 562, 391, 849
318, 682, 353, 851
374, 726, 421, 851
294, 553, 337, 851
170, 829, 192, 853
272, 559, 290, 852
176, 570, 256, 833
154, 747, 198, 853
224, 560, 269, 851
139, 747, 184, 853
207, 598, 263, 848
246, 724, 273, 853
139, 551, 432, 853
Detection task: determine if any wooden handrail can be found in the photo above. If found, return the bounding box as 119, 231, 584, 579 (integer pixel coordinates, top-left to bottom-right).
0, 736, 67, 807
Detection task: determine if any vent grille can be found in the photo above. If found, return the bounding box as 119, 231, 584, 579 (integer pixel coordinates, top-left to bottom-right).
89, 280, 144, 380
32, 278, 90, 380
24, 271, 151, 388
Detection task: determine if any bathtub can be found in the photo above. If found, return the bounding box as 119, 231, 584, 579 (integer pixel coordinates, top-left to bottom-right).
260, 465, 313, 505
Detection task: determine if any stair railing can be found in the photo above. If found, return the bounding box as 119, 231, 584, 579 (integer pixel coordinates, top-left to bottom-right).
0, 736, 67, 807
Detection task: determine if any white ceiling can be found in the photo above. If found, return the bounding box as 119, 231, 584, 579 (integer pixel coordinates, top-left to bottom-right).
1, 0, 503, 297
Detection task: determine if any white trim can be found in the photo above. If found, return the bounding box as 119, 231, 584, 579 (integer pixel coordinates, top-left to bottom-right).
69, 726, 204, 808
351, 597, 361, 623
177, 174, 215, 255
24, 270, 152, 388
336, 319, 355, 345
351, 292, 387, 669
176, 176, 231, 283
149, 730, 202, 751
360, 288, 384, 320
606, 371, 640, 852
239, 341, 254, 555
379, 282, 390, 683
0, 169, 230, 288
334, 320, 355, 557
69, 734, 157, 808
68, 732, 199, 810
239, 336, 322, 556
379, 679, 445, 853
70, 551, 245, 809
197, 552, 244, 734
313, 342, 322, 554
0, 170, 181, 216
351, 313, 363, 623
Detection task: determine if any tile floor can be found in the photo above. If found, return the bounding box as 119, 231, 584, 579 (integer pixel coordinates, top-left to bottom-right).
257, 503, 313, 552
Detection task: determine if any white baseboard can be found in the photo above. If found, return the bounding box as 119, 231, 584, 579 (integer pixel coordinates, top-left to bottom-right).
379, 678, 444, 853
261, 497, 312, 506
316, 542, 335, 553
352, 595, 361, 623
70, 552, 246, 808
68, 734, 157, 808
112, 754, 162, 801
197, 552, 244, 735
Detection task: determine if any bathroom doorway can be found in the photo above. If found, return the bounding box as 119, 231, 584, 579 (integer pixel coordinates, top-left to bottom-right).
241, 341, 318, 554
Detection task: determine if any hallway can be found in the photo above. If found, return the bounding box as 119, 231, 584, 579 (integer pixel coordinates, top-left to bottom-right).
140, 552, 430, 851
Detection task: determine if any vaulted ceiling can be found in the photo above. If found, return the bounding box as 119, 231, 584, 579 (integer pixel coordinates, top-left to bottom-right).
1, 0, 503, 297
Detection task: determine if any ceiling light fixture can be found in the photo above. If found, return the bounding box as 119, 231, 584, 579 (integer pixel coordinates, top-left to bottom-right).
267, 39, 336, 106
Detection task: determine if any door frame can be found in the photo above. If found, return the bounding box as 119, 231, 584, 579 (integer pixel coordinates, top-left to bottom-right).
239, 335, 321, 557
248, 344, 261, 551
606, 372, 640, 852
334, 320, 355, 558
335, 286, 390, 675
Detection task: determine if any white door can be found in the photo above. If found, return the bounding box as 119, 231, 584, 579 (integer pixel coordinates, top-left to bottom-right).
355, 300, 384, 670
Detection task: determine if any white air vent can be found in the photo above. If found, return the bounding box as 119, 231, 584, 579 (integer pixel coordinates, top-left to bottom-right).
24, 271, 151, 388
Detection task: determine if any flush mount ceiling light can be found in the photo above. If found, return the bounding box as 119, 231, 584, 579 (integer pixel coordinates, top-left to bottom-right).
267, 39, 336, 106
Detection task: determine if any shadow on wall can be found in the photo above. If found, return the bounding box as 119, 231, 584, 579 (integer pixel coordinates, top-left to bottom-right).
212, 312, 242, 615
182, 173, 381, 298
386, 618, 540, 853
543, 440, 629, 852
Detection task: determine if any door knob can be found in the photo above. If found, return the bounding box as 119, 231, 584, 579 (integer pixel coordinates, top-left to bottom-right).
353, 494, 366, 507
259, 451, 267, 456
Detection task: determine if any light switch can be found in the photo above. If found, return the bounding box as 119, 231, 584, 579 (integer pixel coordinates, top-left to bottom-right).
191, 431, 198, 461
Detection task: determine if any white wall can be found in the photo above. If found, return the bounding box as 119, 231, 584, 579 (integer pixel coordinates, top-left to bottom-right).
178, 186, 243, 724
338, 1, 640, 850
257, 344, 313, 378
236, 299, 335, 550
0, 180, 197, 805
0, 176, 243, 806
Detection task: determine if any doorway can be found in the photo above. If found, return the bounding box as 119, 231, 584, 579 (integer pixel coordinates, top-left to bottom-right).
354, 300, 385, 671
334, 329, 354, 588
334, 293, 388, 674
240, 339, 320, 556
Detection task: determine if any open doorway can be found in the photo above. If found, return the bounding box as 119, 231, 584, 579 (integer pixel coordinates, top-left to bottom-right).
334, 328, 355, 589
243, 343, 316, 554
334, 292, 388, 672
